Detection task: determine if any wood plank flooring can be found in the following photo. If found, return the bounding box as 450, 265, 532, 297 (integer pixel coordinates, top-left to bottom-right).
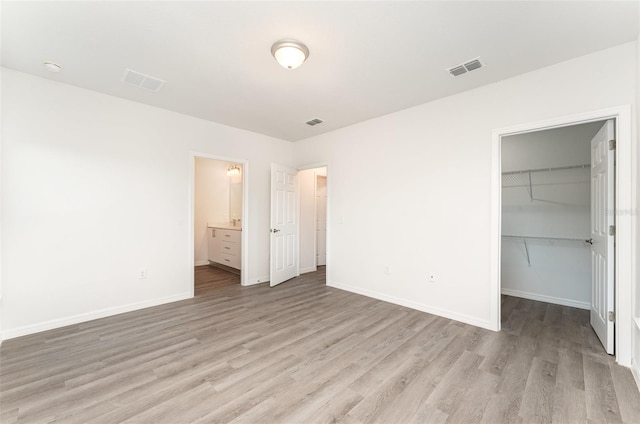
1, 266, 639, 423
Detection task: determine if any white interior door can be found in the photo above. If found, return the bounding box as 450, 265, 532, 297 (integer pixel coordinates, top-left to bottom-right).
316, 176, 327, 266
590, 119, 615, 354
270, 164, 299, 287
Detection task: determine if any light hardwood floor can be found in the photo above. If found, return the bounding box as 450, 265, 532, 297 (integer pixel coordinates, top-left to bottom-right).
1, 266, 639, 423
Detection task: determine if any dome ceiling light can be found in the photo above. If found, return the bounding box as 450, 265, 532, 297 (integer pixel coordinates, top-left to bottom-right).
271, 40, 309, 70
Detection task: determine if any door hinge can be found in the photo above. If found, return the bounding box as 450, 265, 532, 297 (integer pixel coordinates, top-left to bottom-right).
609, 139, 616, 150
608, 311, 615, 322
609, 225, 616, 236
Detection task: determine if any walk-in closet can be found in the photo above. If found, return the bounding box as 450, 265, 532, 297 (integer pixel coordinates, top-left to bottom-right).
501, 121, 607, 310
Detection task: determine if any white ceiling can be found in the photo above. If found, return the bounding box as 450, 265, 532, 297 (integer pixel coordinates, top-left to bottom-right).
2, 1, 638, 142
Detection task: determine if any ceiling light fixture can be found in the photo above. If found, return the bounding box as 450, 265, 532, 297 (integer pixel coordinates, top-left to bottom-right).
43, 61, 62, 73
227, 165, 241, 177
271, 40, 309, 69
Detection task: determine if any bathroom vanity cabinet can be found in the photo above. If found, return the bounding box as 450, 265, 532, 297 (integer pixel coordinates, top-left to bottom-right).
207, 225, 241, 270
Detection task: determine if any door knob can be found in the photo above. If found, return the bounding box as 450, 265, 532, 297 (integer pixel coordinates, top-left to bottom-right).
586, 238, 593, 245
271, 228, 281, 233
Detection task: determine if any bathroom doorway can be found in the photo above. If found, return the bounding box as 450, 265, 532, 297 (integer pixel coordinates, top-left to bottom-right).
190, 153, 248, 295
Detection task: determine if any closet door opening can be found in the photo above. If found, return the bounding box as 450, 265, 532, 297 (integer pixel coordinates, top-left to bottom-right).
500, 119, 615, 354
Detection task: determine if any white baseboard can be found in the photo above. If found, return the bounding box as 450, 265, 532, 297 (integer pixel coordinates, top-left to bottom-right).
501, 288, 590, 310
194, 260, 209, 266
328, 280, 493, 331
244, 275, 269, 286
300, 266, 317, 275
1, 292, 192, 340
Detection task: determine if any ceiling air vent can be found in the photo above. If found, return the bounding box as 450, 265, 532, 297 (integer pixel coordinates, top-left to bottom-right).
464, 59, 483, 71
448, 65, 467, 77
121, 68, 166, 92
446, 57, 486, 77
305, 118, 324, 126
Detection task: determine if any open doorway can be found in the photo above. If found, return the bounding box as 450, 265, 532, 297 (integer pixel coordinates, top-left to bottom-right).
298, 166, 328, 282
501, 122, 604, 309
491, 106, 635, 367
501, 120, 613, 352
192, 154, 247, 295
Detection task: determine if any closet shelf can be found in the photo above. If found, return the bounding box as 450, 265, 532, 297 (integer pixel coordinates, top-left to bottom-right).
502, 235, 590, 267
501, 163, 590, 176
502, 164, 590, 201
502, 235, 589, 243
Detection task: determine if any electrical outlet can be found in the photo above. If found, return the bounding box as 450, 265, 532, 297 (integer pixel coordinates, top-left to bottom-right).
384, 266, 391, 275
428, 274, 436, 283
138, 267, 147, 279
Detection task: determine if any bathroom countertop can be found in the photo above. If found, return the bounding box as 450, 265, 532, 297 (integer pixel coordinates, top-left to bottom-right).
208, 222, 242, 231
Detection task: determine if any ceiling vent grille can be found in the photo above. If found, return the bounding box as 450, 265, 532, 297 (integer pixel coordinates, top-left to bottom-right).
449, 65, 467, 77
305, 118, 324, 126
446, 57, 486, 77
121, 69, 166, 92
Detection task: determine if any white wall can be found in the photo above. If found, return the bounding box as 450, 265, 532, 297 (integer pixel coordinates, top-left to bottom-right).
501, 124, 600, 309
294, 42, 636, 329
1, 68, 293, 338
194, 158, 230, 266
299, 168, 317, 274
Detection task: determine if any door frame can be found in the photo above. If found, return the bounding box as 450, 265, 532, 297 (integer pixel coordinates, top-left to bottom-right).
490, 105, 634, 367
188, 152, 250, 293
297, 162, 330, 285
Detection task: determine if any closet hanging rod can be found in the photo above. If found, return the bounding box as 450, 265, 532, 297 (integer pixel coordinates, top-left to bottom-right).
502, 163, 590, 176
502, 234, 589, 243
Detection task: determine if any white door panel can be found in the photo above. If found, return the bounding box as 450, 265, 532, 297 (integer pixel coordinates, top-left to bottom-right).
590, 119, 615, 354
270, 164, 299, 287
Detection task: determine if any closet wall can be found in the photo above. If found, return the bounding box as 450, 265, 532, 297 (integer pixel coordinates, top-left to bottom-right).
501, 121, 605, 309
